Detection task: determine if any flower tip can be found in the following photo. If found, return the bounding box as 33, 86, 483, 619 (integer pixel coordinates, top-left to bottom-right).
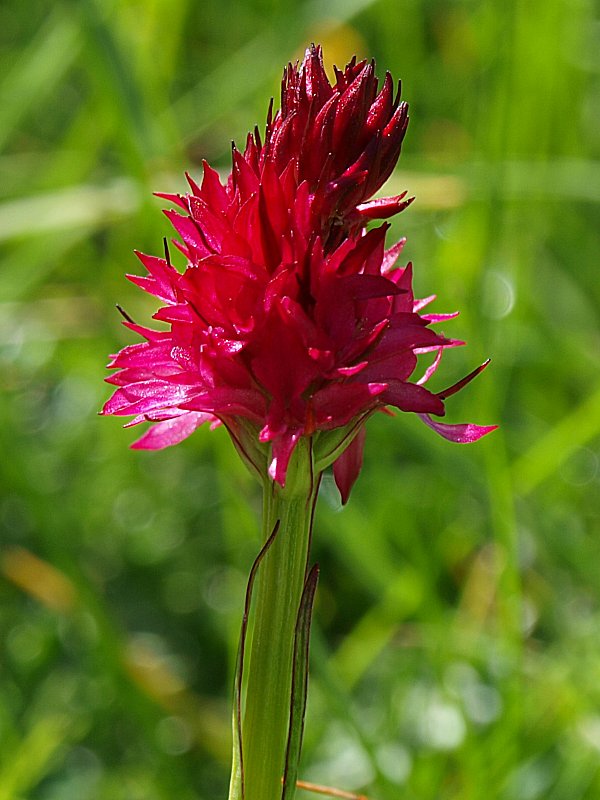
436, 358, 492, 401
267, 456, 287, 488
185, 171, 202, 195
419, 414, 498, 443
333, 424, 366, 505
98, 396, 115, 415
115, 303, 137, 326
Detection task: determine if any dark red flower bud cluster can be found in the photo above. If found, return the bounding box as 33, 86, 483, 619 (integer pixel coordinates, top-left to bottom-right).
266, 47, 412, 248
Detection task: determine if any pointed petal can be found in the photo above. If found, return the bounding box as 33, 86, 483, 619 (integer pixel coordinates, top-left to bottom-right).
436, 359, 491, 400
182, 388, 266, 422
154, 191, 187, 210
381, 238, 407, 273
268, 430, 302, 486
422, 311, 459, 324
419, 414, 498, 442
200, 161, 229, 214
333, 424, 366, 504
382, 381, 445, 415
131, 412, 213, 449
102, 380, 201, 417
311, 382, 386, 429
417, 348, 443, 385
352, 193, 414, 221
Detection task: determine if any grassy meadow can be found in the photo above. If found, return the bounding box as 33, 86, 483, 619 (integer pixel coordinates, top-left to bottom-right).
1, 0, 599, 798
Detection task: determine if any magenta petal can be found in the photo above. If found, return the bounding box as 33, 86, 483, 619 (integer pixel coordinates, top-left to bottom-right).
333, 424, 366, 504
353, 193, 414, 221
312, 382, 386, 429
200, 160, 229, 215
164, 210, 211, 257
436, 359, 491, 400
268, 430, 302, 486
413, 294, 436, 311
131, 412, 213, 450
383, 380, 445, 415
422, 311, 459, 323
102, 381, 201, 416
381, 238, 407, 273
357, 351, 417, 383
417, 348, 443, 385
418, 414, 498, 443
182, 388, 266, 422
121, 321, 170, 343
154, 191, 187, 210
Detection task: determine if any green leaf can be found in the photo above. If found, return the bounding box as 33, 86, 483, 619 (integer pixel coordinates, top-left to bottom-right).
281, 563, 319, 800
229, 522, 281, 800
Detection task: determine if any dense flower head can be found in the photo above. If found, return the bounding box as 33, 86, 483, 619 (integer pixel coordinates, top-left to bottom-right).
103, 45, 496, 499
268, 46, 412, 248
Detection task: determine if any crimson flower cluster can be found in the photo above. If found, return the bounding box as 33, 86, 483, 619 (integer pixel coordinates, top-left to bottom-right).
103, 45, 495, 500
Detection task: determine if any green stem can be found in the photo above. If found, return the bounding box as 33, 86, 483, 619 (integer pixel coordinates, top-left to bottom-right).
241, 437, 320, 800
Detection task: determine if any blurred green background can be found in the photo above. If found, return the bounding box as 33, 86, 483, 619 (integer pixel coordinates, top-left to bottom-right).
1, 0, 599, 798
